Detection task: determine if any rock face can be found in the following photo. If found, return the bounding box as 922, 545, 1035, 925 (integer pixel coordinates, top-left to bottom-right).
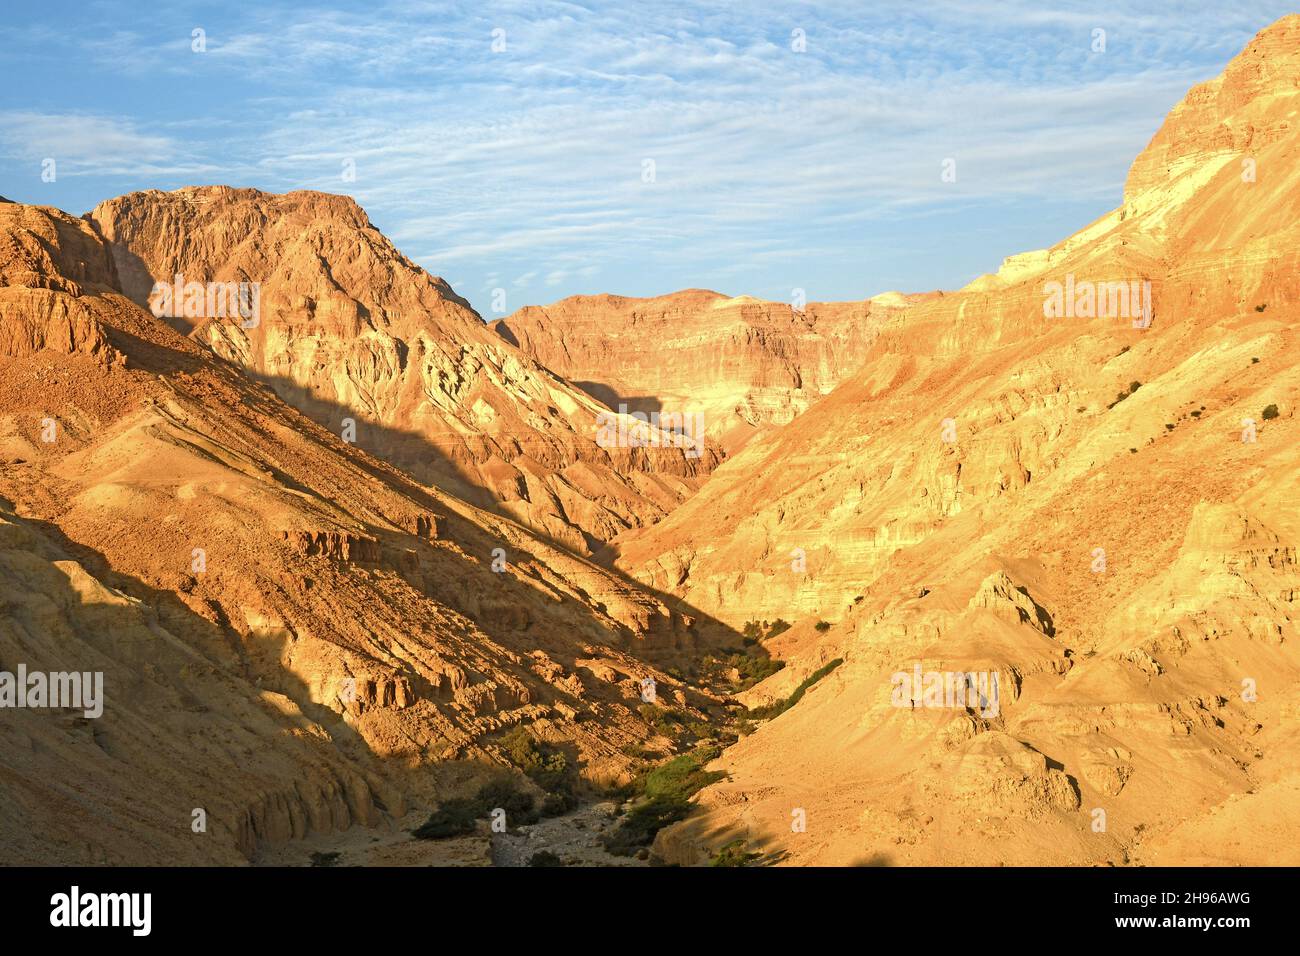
0, 203, 119, 362
493, 289, 883, 453
87, 187, 720, 554
0, 201, 725, 864
639, 16, 1300, 866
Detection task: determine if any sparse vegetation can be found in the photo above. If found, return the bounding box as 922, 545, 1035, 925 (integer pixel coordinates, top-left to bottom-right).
501, 726, 571, 797
696, 646, 784, 693
413, 776, 540, 839
814, 620, 831, 632
528, 850, 564, 867
1107, 380, 1142, 410
601, 746, 725, 856
1255, 304, 1267, 312
710, 838, 762, 867
747, 658, 844, 721
309, 851, 341, 867
638, 704, 695, 739
1262, 403, 1279, 420
741, 618, 793, 641
416, 729, 580, 840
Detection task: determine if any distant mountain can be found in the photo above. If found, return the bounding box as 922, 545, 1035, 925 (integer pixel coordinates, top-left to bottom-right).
493, 288, 885, 455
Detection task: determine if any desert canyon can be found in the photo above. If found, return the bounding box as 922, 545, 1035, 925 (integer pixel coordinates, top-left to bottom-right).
1, 15, 1299, 867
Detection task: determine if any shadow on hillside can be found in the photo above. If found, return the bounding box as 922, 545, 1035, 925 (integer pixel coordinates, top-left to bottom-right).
0, 495, 402, 863
241, 370, 742, 652
573, 382, 663, 417
487, 319, 664, 416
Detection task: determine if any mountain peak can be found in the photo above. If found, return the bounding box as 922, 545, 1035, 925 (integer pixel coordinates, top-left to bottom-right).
1124, 14, 1300, 202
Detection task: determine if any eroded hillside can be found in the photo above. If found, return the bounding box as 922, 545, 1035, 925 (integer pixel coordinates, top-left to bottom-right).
87, 188, 721, 555
493, 289, 885, 454
622, 15, 1300, 866
0, 199, 727, 864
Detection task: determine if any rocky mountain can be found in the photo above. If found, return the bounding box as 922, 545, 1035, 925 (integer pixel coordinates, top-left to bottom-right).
0, 199, 726, 864
87, 187, 720, 555
5, 13, 1298, 871
623, 15, 1300, 865
492, 289, 885, 454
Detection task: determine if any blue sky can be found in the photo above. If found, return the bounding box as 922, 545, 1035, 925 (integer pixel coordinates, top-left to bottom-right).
1, 1, 1293, 316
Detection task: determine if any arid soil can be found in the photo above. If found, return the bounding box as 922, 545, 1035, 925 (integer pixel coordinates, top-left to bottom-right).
2, 15, 1298, 868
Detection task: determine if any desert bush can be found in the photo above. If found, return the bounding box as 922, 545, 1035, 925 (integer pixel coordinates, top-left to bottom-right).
601, 746, 725, 856
500, 726, 570, 795
727, 652, 784, 687
710, 839, 761, 867
413, 775, 541, 839
528, 850, 563, 867
748, 658, 844, 721
1262, 404, 1279, 420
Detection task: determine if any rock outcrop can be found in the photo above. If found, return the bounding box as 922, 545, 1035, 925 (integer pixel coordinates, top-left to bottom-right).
493, 289, 884, 453
86, 187, 720, 554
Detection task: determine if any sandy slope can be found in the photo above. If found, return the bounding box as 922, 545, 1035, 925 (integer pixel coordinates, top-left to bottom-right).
635, 15, 1300, 866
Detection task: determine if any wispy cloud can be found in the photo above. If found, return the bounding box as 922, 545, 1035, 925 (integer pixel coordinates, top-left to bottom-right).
0, 0, 1292, 304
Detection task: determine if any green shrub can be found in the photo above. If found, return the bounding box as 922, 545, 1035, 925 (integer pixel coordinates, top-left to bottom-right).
1262, 404, 1279, 420
528, 850, 564, 867
412, 795, 488, 839
686, 721, 713, 739
814, 620, 831, 632
413, 774, 544, 840
710, 839, 761, 867
748, 658, 844, 721
500, 726, 570, 794
727, 652, 784, 688
602, 746, 725, 856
